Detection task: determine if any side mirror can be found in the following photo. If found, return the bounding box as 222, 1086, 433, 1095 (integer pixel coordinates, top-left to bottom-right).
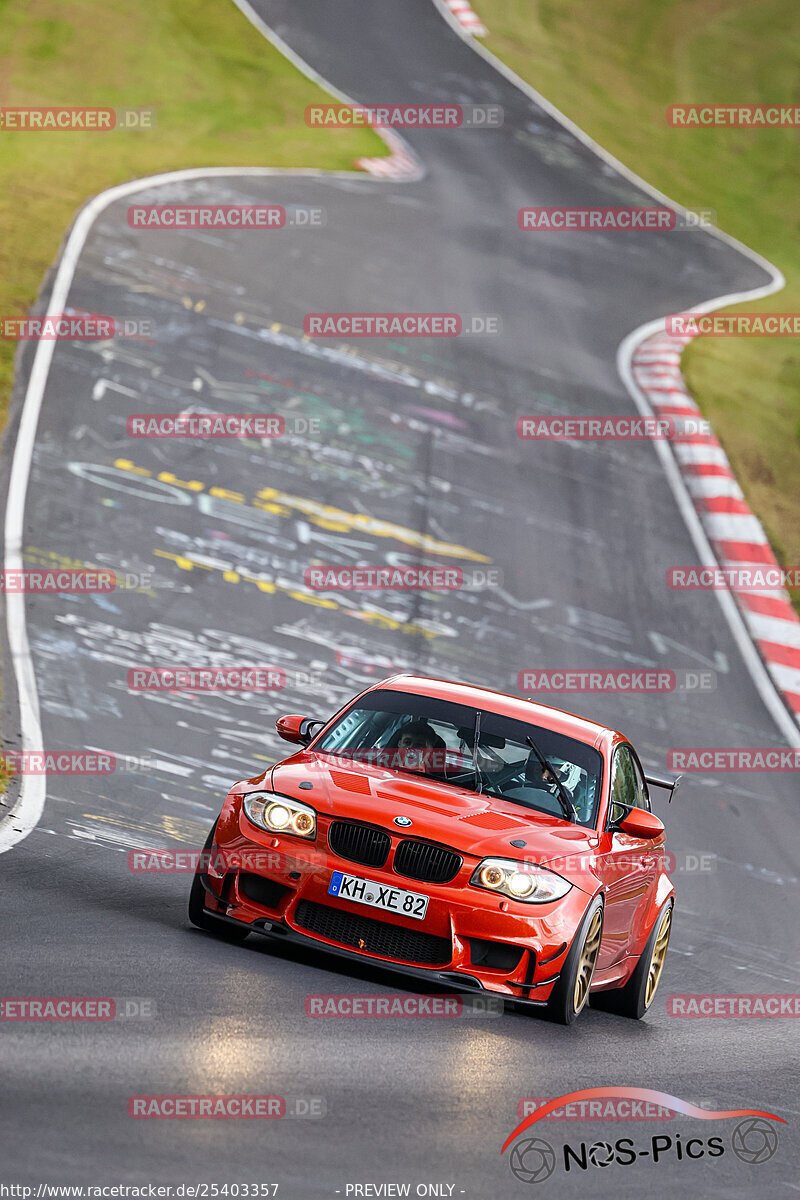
617, 809, 664, 839
275, 714, 323, 746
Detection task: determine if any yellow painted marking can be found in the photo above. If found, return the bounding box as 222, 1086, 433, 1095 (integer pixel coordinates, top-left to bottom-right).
152, 547, 446, 639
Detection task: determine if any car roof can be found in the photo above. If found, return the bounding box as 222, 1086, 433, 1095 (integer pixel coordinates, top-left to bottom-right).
366, 673, 620, 752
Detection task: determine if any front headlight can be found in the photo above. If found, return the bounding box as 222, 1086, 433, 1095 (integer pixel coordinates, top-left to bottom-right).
243, 791, 317, 840
470, 857, 571, 904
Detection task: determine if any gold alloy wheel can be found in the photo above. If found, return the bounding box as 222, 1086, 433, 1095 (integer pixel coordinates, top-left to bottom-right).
573, 908, 603, 1014
645, 906, 672, 1008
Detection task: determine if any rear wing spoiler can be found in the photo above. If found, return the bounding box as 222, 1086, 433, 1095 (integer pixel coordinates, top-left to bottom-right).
645, 772, 682, 803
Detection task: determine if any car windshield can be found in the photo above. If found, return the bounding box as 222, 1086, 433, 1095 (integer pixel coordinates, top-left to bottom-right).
313, 689, 603, 828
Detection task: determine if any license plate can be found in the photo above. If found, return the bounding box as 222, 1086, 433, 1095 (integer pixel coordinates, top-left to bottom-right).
328, 871, 429, 920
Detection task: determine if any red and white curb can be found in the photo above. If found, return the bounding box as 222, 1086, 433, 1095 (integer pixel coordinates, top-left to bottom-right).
632, 331, 800, 728
444, 0, 488, 36
356, 129, 421, 179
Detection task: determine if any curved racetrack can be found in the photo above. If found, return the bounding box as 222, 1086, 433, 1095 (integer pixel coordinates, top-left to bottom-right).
1, 1, 798, 1194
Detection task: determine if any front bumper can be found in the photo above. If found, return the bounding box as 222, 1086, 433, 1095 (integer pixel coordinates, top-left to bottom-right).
200, 900, 549, 1006
202, 809, 594, 1004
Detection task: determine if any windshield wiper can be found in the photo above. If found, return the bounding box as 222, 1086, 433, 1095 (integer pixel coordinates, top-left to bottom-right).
472, 709, 485, 794
526, 735, 578, 823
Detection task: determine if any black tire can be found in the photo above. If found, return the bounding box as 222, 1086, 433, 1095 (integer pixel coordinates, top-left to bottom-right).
591, 900, 673, 1020
188, 819, 250, 943
543, 896, 604, 1025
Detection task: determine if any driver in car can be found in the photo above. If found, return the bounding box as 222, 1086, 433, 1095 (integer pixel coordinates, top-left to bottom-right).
529, 758, 583, 812
389, 720, 445, 774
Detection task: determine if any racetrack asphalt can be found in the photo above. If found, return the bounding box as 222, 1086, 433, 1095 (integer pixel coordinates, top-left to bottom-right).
1, 1, 798, 1194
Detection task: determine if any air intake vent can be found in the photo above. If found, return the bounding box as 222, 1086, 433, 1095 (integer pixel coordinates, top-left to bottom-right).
328, 820, 390, 868
458, 811, 522, 830
467, 938, 525, 972
329, 770, 372, 795
294, 900, 451, 965
394, 839, 462, 884
239, 873, 291, 911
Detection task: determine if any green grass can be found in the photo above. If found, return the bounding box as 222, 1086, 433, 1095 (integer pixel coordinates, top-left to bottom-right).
0, 0, 384, 427
479, 0, 800, 610
0, 754, 13, 795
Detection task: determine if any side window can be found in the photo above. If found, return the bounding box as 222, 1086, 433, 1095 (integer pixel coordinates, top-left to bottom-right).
630, 754, 651, 812
608, 745, 637, 825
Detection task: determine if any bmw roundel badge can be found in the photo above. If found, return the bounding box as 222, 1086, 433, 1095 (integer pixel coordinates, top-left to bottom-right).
393, 816, 413, 827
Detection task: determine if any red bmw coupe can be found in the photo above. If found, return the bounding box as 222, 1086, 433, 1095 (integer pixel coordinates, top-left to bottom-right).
189, 674, 677, 1023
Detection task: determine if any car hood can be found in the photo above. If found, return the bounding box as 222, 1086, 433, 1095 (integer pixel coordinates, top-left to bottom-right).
266, 752, 598, 864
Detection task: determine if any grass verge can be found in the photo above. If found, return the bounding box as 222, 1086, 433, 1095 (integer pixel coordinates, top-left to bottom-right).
0, 0, 383, 429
